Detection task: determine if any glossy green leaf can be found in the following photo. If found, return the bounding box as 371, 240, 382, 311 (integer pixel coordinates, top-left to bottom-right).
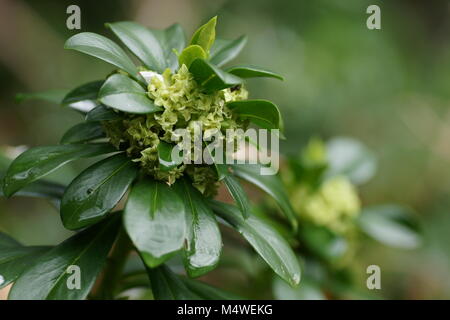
8, 216, 121, 300
99, 74, 162, 114
64, 32, 139, 80
107, 22, 166, 73
175, 180, 221, 278
231, 164, 298, 229
61, 153, 138, 230
60, 122, 105, 144
181, 277, 241, 300
326, 137, 377, 185
209, 200, 301, 286
152, 23, 186, 71
146, 264, 200, 300
222, 175, 251, 218
210, 35, 247, 67
2, 143, 115, 197
190, 16, 217, 54
124, 179, 186, 267
157, 141, 183, 171
190, 58, 242, 92
0, 179, 65, 208
0, 233, 50, 289
85, 104, 122, 122
16, 90, 68, 104
227, 65, 283, 80
178, 45, 207, 68
358, 205, 421, 249
62, 80, 103, 103
228, 99, 281, 130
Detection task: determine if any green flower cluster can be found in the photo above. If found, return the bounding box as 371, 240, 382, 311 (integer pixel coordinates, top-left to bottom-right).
103, 65, 248, 196
291, 176, 360, 234
284, 138, 361, 234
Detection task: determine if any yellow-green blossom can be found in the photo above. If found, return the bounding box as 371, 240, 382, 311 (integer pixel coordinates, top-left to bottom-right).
102, 65, 248, 194
291, 176, 361, 234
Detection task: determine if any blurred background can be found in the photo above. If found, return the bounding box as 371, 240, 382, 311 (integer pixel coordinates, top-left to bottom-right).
0, 0, 449, 299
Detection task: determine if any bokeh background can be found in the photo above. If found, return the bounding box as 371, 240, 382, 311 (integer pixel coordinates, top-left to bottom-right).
0, 0, 449, 299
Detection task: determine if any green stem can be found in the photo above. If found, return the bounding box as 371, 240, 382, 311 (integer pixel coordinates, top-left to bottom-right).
91, 226, 133, 299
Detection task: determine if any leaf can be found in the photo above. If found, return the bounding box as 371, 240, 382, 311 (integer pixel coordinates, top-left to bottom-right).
157, 141, 183, 171
85, 104, 122, 121
60, 122, 105, 144
0, 233, 51, 289
174, 180, 221, 278
227, 65, 283, 80
190, 16, 217, 54
181, 277, 241, 300
64, 32, 139, 80
231, 164, 298, 230
326, 137, 377, 185
146, 264, 200, 300
0, 179, 65, 208
16, 90, 68, 104
61, 153, 138, 230
107, 21, 166, 73
61, 81, 104, 113
8, 216, 121, 300
210, 36, 248, 67
358, 205, 422, 249
62, 80, 103, 104
99, 74, 162, 114
190, 58, 242, 93
209, 200, 301, 286
227, 99, 281, 130
178, 45, 207, 68
2, 143, 115, 197
124, 179, 186, 267
299, 224, 348, 262
222, 175, 251, 218
152, 23, 186, 71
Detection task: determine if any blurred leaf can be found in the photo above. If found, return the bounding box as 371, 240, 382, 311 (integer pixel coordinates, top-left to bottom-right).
0, 179, 65, 207
210, 36, 247, 67
181, 277, 241, 300
152, 23, 186, 71
175, 180, 221, 278
124, 180, 186, 268
107, 22, 166, 73
222, 175, 251, 218
190, 58, 242, 92
227, 65, 283, 80
65, 32, 139, 80
60, 122, 105, 144
0, 233, 51, 289
99, 74, 161, 114
61, 153, 138, 230
85, 104, 121, 121
9, 216, 120, 300
209, 200, 301, 286
2, 143, 115, 197
157, 141, 183, 171
16, 90, 68, 104
231, 164, 298, 230
358, 205, 421, 249
326, 137, 377, 185
273, 276, 324, 300
178, 45, 207, 68
190, 16, 217, 54
146, 264, 200, 300
299, 224, 348, 262
228, 99, 282, 130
